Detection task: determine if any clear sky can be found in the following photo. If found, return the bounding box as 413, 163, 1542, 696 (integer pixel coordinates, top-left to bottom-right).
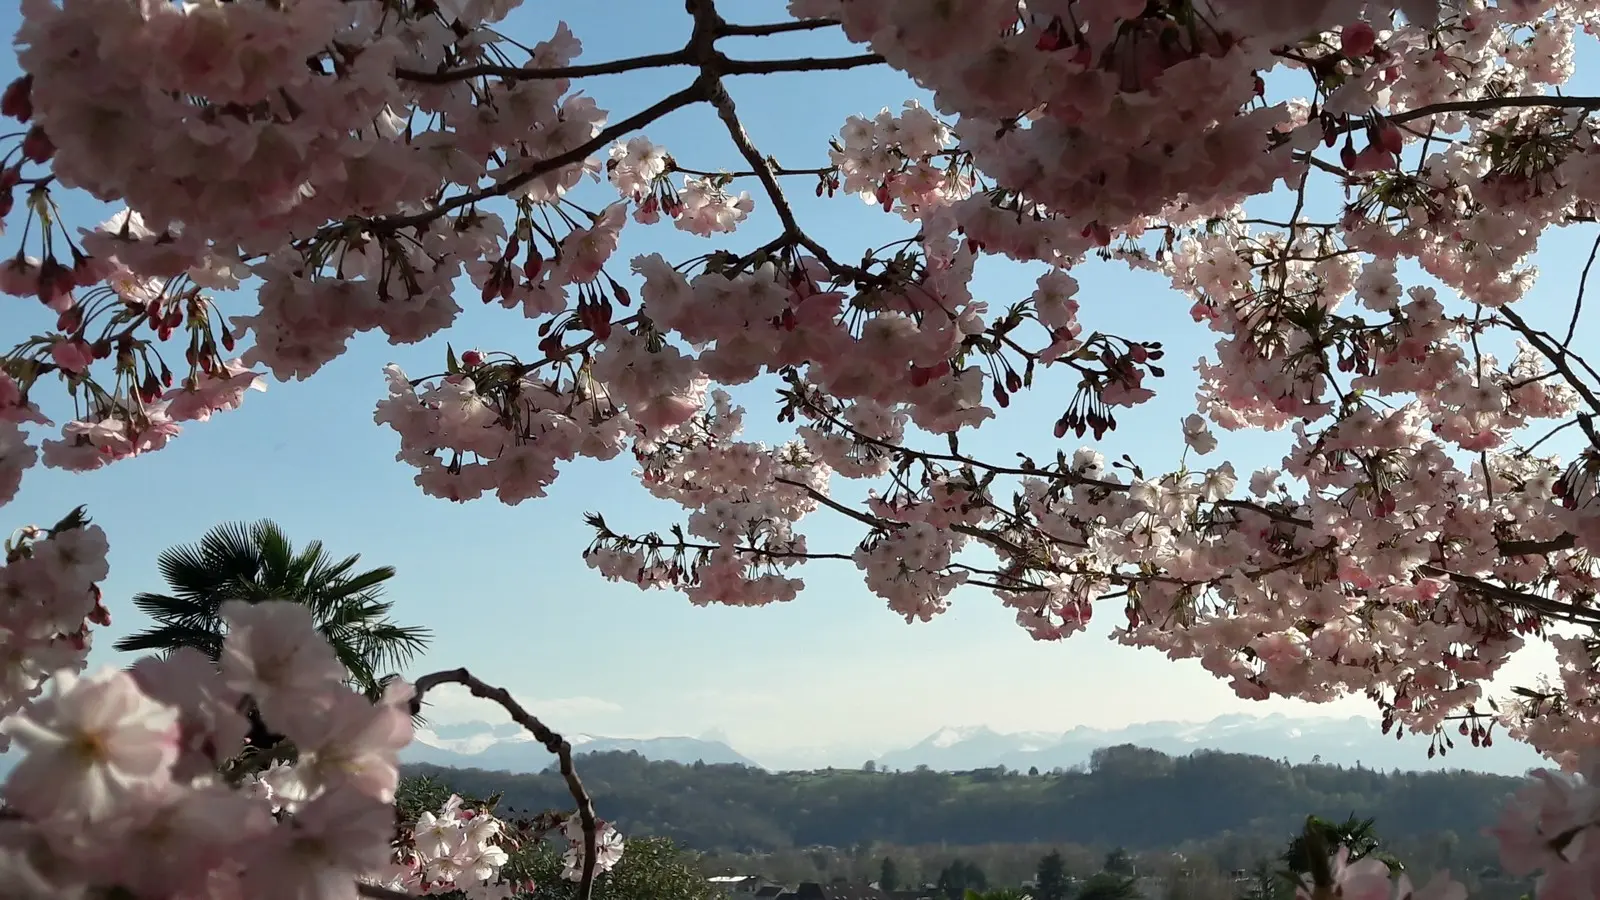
2, 1, 1594, 770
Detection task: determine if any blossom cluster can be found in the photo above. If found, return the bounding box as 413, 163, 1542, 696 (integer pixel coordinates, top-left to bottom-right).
366, 793, 622, 900
1491, 749, 1600, 899
0, 596, 408, 896
367, 798, 517, 899
5, 0, 1598, 752
0, 509, 109, 750
0, 580, 624, 899
12, 4, 1600, 898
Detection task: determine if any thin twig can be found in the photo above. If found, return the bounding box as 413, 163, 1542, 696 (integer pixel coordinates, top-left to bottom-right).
1567, 232, 1600, 346
1517, 418, 1581, 459
370, 80, 711, 233
410, 669, 601, 900
671, 163, 832, 179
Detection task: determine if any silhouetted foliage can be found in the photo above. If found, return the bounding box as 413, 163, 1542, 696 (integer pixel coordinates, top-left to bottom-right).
879, 857, 901, 892
1035, 850, 1067, 900
935, 860, 987, 899
1103, 848, 1136, 877
1077, 873, 1139, 900
117, 520, 429, 695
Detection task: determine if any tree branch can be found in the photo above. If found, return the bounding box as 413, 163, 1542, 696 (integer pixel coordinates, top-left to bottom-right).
705, 82, 813, 245
395, 50, 692, 85
1499, 533, 1578, 556
1418, 564, 1600, 627
719, 52, 885, 75
1568, 232, 1600, 347
670, 162, 833, 179
1386, 94, 1600, 128
409, 669, 600, 900
1500, 306, 1600, 417
715, 18, 842, 36
370, 79, 712, 233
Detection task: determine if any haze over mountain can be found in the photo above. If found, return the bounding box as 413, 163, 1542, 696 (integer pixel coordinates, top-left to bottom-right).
872, 713, 1548, 776
402, 720, 761, 771
406, 713, 1549, 776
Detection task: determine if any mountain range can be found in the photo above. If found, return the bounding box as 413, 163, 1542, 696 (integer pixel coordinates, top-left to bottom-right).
405, 712, 1550, 776
401, 720, 761, 771
871, 712, 1548, 775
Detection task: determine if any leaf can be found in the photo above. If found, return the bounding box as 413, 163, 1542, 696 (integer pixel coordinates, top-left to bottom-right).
447, 343, 460, 374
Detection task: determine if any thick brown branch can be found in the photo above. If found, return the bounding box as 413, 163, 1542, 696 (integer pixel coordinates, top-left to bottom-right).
1500, 533, 1578, 556
1386, 95, 1600, 127
410, 669, 600, 900
1500, 306, 1600, 416
720, 53, 885, 75
715, 18, 842, 36
395, 50, 692, 84
1418, 564, 1600, 626
706, 83, 807, 237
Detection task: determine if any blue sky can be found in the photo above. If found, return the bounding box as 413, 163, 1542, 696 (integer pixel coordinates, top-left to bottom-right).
2, 1, 1595, 769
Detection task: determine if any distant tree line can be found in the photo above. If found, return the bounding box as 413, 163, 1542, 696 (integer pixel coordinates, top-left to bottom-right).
409, 744, 1537, 899
407, 743, 1523, 853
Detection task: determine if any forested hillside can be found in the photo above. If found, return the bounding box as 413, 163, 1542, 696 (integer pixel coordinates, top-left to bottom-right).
406, 743, 1524, 853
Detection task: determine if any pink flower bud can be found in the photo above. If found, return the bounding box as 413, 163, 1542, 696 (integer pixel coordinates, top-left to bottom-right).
1340, 22, 1376, 58
20, 125, 53, 163
1377, 123, 1404, 155
0, 75, 31, 122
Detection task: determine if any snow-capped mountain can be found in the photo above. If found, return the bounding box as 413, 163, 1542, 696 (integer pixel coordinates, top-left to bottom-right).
398, 713, 1549, 776
401, 721, 760, 772
875, 713, 1548, 776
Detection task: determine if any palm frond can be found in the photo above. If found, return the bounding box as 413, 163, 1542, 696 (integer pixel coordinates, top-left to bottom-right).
303, 552, 361, 595
353, 622, 433, 674
250, 521, 297, 586
195, 521, 263, 577
123, 519, 430, 690
333, 565, 396, 598
129, 591, 217, 627
156, 527, 257, 608
114, 623, 225, 659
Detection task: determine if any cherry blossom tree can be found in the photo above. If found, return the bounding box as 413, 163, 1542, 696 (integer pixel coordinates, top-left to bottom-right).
11, 0, 1600, 896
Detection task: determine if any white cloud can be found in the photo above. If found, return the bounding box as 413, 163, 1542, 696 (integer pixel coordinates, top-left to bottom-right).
419, 683, 622, 725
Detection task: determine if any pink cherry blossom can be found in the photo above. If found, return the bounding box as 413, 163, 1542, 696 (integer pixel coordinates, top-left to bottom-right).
12, 0, 1600, 893
217, 600, 347, 720
0, 667, 179, 821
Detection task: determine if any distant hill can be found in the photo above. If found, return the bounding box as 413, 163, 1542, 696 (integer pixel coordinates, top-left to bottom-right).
402, 720, 759, 771
875, 713, 1548, 776
403, 712, 1549, 776
406, 743, 1527, 854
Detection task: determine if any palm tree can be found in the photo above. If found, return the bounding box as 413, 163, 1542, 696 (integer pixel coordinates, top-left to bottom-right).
116, 520, 431, 694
